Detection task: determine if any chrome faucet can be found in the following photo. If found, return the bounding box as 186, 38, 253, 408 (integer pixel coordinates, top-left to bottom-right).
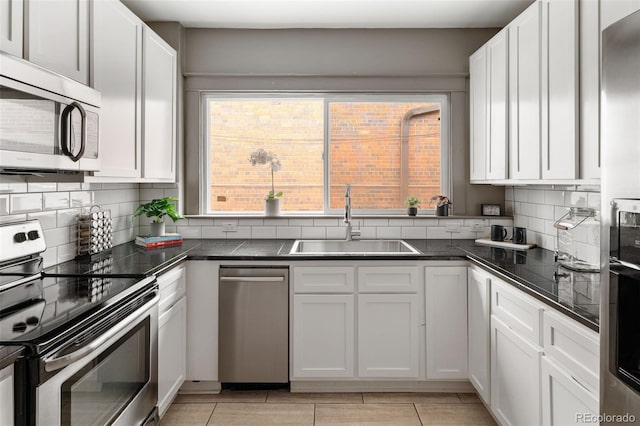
344, 184, 361, 241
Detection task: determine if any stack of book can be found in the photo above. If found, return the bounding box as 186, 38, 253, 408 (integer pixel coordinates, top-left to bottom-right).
135, 233, 183, 249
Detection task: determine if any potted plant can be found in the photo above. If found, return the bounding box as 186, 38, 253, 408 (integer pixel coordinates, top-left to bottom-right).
133, 197, 184, 237
431, 194, 452, 216
406, 196, 421, 216
249, 148, 283, 216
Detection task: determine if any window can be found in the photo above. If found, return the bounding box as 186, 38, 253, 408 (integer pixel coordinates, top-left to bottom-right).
203, 93, 449, 214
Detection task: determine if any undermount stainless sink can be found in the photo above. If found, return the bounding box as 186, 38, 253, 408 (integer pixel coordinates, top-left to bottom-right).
289, 239, 420, 255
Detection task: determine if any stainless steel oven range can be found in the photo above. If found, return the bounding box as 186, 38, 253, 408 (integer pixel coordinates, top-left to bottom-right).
0, 220, 159, 425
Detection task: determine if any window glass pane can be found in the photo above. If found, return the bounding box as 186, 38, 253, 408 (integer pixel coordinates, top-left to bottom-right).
208, 98, 324, 213
328, 101, 441, 211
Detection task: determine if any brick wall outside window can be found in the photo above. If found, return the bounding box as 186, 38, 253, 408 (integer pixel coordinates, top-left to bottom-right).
208, 98, 441, 213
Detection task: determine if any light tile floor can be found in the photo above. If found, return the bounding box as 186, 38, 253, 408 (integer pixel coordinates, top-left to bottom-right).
161, 390, 497, 425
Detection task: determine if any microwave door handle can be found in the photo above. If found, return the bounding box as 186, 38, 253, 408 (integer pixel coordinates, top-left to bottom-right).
60, 102, 86, 162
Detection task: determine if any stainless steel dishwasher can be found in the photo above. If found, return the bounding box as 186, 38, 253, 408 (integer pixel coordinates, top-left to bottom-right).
218, 267, 289, 383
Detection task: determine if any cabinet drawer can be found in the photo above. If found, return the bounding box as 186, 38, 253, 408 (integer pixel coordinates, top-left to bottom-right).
492, 279, 544, 346
293, 266, 355, 293
158, 265, 186, 313
543, 310, 599, 394
358, 266, 419, 293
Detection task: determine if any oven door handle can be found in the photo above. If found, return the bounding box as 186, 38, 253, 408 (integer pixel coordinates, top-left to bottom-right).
42, 294, 159, 372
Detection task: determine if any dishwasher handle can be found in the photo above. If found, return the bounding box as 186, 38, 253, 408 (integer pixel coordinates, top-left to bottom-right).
219, 276, 285, 282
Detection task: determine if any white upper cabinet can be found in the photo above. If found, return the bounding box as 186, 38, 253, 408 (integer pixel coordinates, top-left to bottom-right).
580, 0, 601, 180
486, 28, 509, 180
469, 27, 508, 183
0, 0, 23, 57
600, 0, 640, 30
91, 0, 143, 179
541, 0, 579, 179
26, 0, 89, 84
508, 1, 542, 180
142, 27, 177, 181
470, 45, 488, 182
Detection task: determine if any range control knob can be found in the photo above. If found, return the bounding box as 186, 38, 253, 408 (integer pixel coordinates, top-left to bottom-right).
13, 232, 27, 243
26, 316, 39, 326
12, 322, 27, 333
27, 230, 40, 240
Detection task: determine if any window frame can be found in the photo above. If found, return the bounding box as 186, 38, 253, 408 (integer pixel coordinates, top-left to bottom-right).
200, 92, 450, 216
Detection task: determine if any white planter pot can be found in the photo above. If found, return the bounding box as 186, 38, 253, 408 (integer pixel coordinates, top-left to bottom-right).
150, 221, 165, 237
265, 198, 281, 217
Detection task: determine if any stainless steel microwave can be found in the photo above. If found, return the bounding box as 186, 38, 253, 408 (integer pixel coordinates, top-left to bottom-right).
0, 53, 100, 173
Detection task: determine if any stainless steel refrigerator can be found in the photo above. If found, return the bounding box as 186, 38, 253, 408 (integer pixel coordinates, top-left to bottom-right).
601, 9, 640, 423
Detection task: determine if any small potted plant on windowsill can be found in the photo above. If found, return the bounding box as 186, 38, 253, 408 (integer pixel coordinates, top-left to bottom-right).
431, 194, 452, 216
406, 196, 421, 216
249, 148, 283, 216
133, 197, 184, 237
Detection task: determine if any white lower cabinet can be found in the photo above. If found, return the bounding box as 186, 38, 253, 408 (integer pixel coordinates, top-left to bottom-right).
292, 294, 355, 378
425, 266, 468, 380
185, 261, 219, 381
157, 265, 187, 416
358, 293, 419, 378
158, 296, 186, 416
467, 267, 491, 403
291, 262, 421, 381
0, 364, 13, 425
541, 356, 598, 426
491, 315, 543, 426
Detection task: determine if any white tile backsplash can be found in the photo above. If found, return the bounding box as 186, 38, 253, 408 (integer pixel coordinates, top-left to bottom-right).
507, 187, 600, 254
1, 184, 140, 267
10, 193, 43, 213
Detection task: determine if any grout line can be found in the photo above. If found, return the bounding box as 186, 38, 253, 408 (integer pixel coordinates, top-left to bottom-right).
313, 403, 317, 426
206, 402, 218, 425
413, 403, 424, 426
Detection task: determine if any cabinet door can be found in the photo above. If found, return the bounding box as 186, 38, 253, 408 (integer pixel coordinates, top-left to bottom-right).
491, 315, 543, 426
26, 0, 89, 83
541, 0, 579, 179
142, 27, 177, 181
358, 293, 420, 378
600, 0, 640, 30
580, 0, 601, 180
487, 28, 509, 180
509, 2, 541, 180
425, 266, 468, 379
292, 294, 354, 378
0, 364, 13, 425
541, 356, 598, 426
158, 296, 187, 417
185, 261, 219, 381
469, 45, 487, 182
468, 267, 491, 403
91, 0, 143, 179
0, 0, 22, 57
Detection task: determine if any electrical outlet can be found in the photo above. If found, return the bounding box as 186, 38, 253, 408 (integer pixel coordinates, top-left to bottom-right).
221, 222, 237, 232
469, 220, 487, 232
445, 223, 460, 233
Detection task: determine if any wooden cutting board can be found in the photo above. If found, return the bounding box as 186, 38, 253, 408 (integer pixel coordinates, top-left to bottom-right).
474, 238, 537, 251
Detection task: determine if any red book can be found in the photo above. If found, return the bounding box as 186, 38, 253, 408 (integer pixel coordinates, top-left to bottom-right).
137, 239, 183, 249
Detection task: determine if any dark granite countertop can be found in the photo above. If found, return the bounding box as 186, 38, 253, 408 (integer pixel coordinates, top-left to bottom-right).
4, 237, 599, 367
0, 346, 23, 370
45, 238, 599, 332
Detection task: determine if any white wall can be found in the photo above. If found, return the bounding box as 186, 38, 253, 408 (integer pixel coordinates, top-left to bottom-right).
0, 182, 139, 267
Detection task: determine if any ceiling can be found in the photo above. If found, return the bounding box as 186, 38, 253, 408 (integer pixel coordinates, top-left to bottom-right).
121, 0, 535, 29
